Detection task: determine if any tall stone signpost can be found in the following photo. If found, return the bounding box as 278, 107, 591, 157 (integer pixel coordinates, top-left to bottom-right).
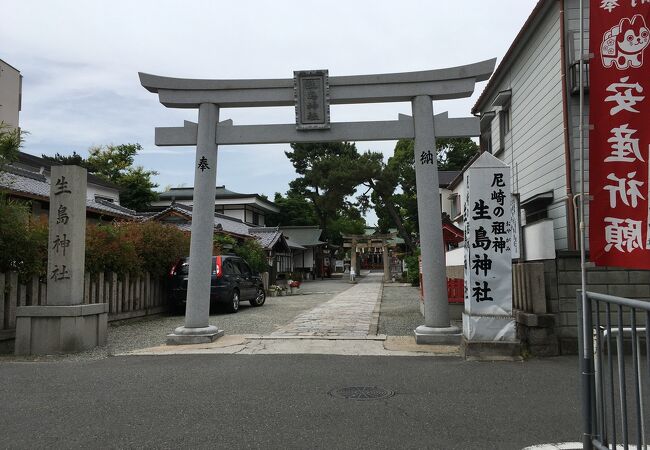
140, 59, 495, 345
15, 165, 108, 355
461, 153, 519, 359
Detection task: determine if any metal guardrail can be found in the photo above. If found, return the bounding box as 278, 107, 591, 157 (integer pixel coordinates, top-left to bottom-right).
578, 291, 649, 450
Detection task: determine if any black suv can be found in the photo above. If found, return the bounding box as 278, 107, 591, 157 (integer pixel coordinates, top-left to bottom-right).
169, 255, 266, 313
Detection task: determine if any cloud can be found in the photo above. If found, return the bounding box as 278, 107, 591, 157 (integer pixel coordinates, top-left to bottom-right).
6, 0, 539, 224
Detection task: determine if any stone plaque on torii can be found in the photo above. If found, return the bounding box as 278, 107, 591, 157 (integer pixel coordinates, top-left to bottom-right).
140, 59, 496, 345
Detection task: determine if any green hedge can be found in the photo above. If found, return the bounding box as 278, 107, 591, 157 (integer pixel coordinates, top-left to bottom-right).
0, 195, 48, 280
0, 195, 270, 278
85, 221, 190, 276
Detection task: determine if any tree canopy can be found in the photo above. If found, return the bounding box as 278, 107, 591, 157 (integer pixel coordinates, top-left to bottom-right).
363, 138, 478, 253
0, 122, 25, 169
436, 138, 480, 171
282, 142, 375, 246
43, 143, 159, 211
265, 191, 318, 227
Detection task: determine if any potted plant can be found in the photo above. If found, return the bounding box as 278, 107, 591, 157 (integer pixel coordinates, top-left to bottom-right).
269, 285, 279, 297
289, 280, 301, 295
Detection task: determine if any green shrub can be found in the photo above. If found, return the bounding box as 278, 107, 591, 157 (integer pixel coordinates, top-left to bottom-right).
85, 223, 140, 275
85, 221, 189, 276
122, 221, 190, 276
404, 250, 421, 287
213, 234, 236, 255
233, 239, 268, 273
0, 195, 48, 279
213, 234, 268, 273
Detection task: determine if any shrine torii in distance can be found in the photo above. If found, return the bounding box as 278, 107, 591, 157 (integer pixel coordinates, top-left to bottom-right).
139, 58, 495, 345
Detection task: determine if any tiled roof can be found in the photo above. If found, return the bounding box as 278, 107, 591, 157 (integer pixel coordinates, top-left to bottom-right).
285, 237, 306, 250
157, 185, 279, 212
17, 152, 122, 190
279, 226, 325, 247
0, 168, 135, 219
248, 227, 282, 249
148, 203, 252, 237
438, 171, 461, 188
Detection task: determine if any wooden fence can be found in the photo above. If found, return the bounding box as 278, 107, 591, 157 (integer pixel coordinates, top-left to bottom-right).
0, 271, 169, 338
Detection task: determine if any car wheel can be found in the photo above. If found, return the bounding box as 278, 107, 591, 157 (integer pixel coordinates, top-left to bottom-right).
226, 289, 240, 313
250, 288, 266, 307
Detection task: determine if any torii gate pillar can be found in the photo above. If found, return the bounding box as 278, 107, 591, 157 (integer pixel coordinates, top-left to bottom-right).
412, 96, 459, 344
166, 103, 224, 344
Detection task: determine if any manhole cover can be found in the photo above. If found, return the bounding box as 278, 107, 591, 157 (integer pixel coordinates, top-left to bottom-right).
328, 386, 395, 400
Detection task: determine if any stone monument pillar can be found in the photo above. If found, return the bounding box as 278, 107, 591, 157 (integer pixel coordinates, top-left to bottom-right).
15, 165, 108, 355
166, 103, 224, 344
412, 95, 460, 344
461, 153, 519, 359
382, 240, 390, 282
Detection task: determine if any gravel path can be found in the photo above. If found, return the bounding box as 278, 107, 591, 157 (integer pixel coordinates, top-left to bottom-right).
0, 278, 352, 362
378, 283, 423, 336
0, 276, 438, 361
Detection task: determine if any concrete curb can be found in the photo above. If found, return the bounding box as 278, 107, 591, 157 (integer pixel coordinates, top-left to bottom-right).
368, 280, 383, 336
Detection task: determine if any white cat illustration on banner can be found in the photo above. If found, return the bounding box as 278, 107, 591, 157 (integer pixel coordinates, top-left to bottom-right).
601, 14, 650, 69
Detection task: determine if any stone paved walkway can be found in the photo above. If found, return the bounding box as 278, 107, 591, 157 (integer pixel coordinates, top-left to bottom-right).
269, 272, 383, 337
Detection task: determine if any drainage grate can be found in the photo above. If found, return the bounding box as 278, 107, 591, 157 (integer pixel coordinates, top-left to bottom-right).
328, 386, 395, 400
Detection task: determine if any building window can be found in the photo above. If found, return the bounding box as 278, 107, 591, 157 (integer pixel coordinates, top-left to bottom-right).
492, 89, 512, 154
480, 130, 493, 154
520, 191, 553, 225
449, 193, 461, 219
499, 104, 511, 153
94, 195, 114, 203
253, 212, 260, 226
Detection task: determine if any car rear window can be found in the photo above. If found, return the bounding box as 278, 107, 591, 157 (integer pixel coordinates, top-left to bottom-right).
237, 261, 252, 276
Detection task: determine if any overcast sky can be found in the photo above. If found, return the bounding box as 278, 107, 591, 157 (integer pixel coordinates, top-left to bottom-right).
4, 0, 538, 224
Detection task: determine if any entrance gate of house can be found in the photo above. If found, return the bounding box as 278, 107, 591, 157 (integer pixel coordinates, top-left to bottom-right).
140, 59, 496, 344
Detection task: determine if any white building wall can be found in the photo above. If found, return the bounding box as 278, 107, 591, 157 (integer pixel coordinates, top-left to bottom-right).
481, 2, 569, 250
87, 184, 120, 203
223, 209, 245, 222
0, 60, 21, 128
439, 187, 453, 217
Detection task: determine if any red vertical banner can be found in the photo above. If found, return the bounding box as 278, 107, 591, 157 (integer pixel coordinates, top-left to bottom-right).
590, 0, 650, 269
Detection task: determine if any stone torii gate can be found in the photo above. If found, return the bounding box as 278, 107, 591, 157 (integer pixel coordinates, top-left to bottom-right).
140, 59, 495, 345
342, 233, 398, 282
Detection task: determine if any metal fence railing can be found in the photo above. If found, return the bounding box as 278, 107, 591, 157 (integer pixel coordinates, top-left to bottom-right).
578, 291, 649, 450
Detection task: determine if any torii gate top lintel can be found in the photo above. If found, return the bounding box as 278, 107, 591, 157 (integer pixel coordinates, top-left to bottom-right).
138, 58, 496, 109
139, 58, 495, 98
143, 59, 496, 147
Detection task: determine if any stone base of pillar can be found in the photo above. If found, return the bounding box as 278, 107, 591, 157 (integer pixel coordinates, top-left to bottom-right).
166, 325, 224, 345
460, 337, 522, 361
15, 303, 108, 355
414, 325, 461, 345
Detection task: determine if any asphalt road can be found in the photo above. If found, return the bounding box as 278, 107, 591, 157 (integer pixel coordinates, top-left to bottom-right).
0, 354, 581, 449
